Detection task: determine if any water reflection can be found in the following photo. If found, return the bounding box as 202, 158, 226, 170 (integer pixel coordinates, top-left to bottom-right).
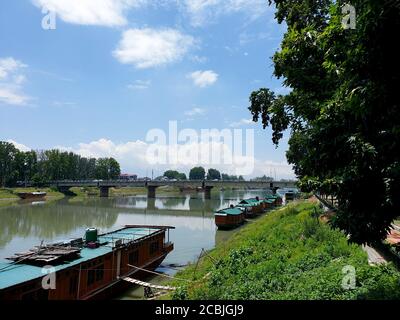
0, 201, 119, 249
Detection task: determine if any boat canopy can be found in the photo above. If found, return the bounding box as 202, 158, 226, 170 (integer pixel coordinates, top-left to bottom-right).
238, 198, 262, 205
215, 207, 243, 216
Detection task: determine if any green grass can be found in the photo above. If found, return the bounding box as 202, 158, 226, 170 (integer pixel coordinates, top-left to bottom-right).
167, 201, 400, 300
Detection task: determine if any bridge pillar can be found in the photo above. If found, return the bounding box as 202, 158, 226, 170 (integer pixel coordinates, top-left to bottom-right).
204, 186, 213, 200
99, 186, 110, 198
147, 186, 158, 199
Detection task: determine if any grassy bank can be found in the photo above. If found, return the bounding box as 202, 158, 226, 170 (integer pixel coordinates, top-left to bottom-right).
168, 200, 400, 300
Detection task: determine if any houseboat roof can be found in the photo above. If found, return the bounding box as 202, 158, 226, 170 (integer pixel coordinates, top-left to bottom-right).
238, 198, 262, 205
215, 207, 243, 216
0, 226, 163, 290
266, 194, 281, 199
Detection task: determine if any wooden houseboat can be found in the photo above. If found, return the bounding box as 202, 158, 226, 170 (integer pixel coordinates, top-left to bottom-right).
0, 225, 174, 300
262, 198, 276, 211
236, 198, 264, 218
17, 192, 47, 200
266, 194, 283, 206
215, 206, 245, 229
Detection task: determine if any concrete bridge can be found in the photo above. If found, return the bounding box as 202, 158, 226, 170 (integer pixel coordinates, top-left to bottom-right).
50, 180, 297, 199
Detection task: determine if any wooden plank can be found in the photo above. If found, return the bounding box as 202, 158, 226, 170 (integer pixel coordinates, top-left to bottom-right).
121, 277, 176, 291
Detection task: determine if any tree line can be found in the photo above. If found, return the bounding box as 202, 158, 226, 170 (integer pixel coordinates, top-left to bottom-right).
0, 141, 121, 187
162, 167, 249, 181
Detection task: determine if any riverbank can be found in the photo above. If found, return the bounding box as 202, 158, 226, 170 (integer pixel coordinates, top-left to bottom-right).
166, 200, 400, 300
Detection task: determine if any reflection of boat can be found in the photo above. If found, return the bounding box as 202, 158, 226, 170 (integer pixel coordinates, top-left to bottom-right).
0, 225, 174, 300
215, 206, 245, 229
31, 201, 46, 206
17, 192, 47, 200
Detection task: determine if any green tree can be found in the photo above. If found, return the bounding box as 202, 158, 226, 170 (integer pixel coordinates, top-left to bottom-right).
163, 170, 181, 180
207, 168, 221, 180
252, 175, 274, 182
95, 158, 121, 180
189, 167, 206, 180
249, 1, 400, 244
0, 142, 20, 186
178, 173, 187, 180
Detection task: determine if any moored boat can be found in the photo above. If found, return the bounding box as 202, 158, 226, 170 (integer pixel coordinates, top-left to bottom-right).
17, 192, 47, 200
215, 206, 245, 229
0, 225, 174, 300
266, 194, 283, 206
236, 197, 264, 217
262, 198, 275, 210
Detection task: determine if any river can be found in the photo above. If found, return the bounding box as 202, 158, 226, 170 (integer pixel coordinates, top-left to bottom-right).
0, 189, 290, 299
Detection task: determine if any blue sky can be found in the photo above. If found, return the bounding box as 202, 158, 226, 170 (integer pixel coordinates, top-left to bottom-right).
0, 0, 294, 178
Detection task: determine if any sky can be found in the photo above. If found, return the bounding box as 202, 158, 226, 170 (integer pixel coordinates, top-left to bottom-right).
0, 0, 294, 179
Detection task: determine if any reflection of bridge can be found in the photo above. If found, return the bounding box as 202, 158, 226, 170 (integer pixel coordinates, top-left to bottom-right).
49, 180, 297, 199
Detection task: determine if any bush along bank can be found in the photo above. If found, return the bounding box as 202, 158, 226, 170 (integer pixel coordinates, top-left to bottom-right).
170, 201, 400, 300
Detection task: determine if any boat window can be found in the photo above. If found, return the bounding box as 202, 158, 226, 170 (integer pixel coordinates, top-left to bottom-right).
149, 241, 160, 255
69, 276, 78, 296
87, 269, 95, 286
96, 264, 104, 282
129, 250, 139, 265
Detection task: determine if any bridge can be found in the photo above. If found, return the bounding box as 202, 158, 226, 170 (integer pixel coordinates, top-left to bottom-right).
49, 180, 297, 199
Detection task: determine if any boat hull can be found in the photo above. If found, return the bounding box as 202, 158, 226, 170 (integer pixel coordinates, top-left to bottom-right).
17, 192, 46, 200
215, 213, 245, 230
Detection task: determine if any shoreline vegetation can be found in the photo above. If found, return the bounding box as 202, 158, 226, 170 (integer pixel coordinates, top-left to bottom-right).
165, 200, 400, 300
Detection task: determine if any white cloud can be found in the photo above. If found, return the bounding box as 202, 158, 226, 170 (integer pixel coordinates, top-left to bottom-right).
0, 57, 27, 80
229, 118, 256, 128
188, 70, 218, 87
7, 140, 31, 152
182, 0, 269, 27
32, 0, 146, 27
0, 57, 30, 106
113, 28, 195, 69
127, 80, 151, 90
184, 107, 206, 117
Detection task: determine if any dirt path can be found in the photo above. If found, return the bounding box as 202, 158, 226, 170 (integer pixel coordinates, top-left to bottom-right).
362, 245, 387, 265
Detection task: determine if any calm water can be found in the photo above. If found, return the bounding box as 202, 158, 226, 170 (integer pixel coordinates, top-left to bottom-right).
0, 189, 284, 299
